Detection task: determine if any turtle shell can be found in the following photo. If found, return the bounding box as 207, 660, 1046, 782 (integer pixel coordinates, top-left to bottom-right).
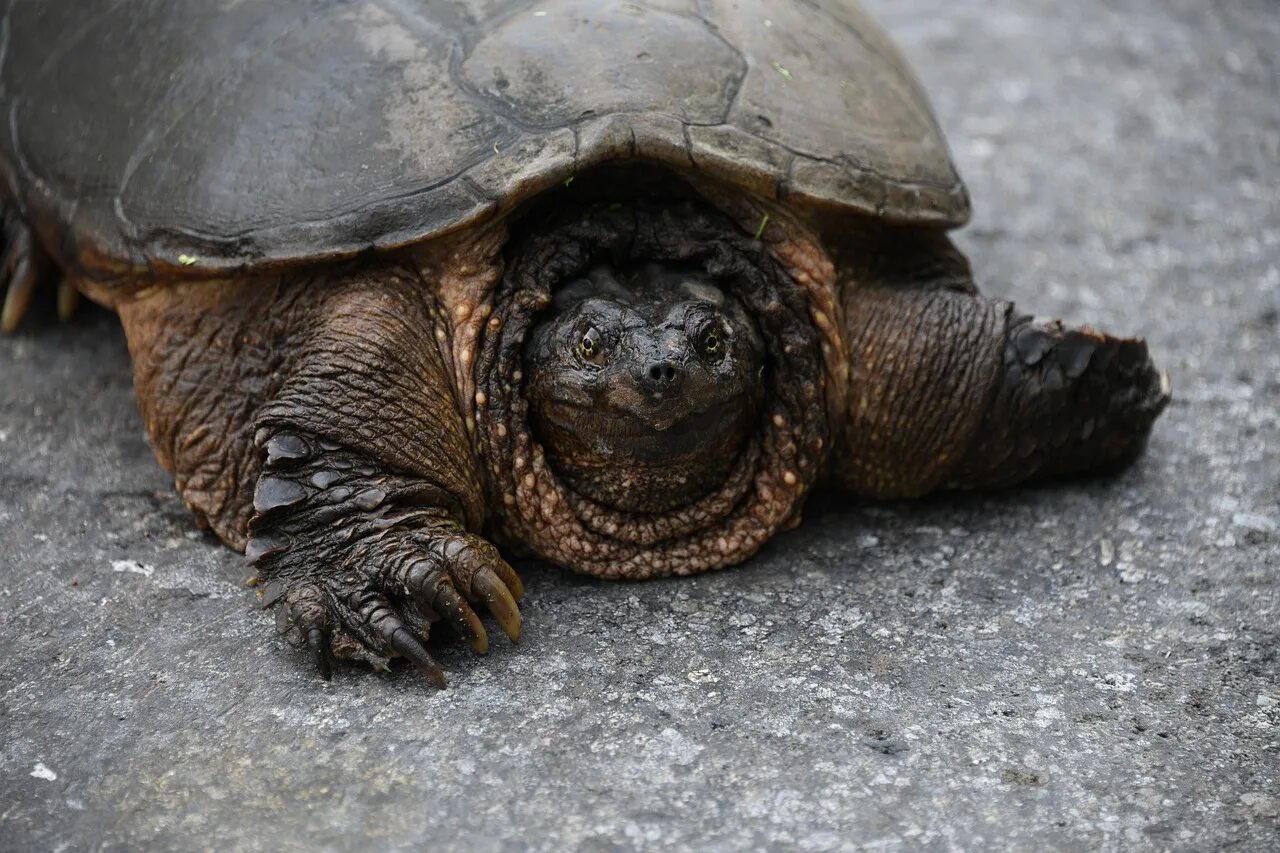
0, 0, 968, 282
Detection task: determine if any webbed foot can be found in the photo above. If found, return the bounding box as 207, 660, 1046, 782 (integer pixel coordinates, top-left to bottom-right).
247, 429, 523, 686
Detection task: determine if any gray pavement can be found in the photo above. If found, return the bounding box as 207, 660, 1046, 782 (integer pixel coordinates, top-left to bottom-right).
1, 0, 1277, 850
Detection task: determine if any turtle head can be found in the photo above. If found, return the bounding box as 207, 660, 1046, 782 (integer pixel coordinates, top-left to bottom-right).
523, 263, 765, 513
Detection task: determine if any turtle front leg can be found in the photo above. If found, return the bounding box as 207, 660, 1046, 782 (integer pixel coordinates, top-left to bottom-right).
247, 428, 523, 684
830, 232, 1170, 498
117, 268, 522, 685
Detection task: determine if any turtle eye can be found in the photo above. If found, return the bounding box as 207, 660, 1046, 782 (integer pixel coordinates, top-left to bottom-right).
700, 327, 724, 358
576, 326, 604, 362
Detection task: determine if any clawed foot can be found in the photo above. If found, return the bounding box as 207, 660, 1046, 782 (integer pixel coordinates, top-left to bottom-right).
1, 204, 75, 333
247, 430, 524, 686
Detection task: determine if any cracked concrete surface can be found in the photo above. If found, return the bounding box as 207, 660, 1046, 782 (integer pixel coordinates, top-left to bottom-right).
1, 0, 1277, 850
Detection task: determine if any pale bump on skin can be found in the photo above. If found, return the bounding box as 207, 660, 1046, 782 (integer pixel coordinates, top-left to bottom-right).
409, 221, 507, 445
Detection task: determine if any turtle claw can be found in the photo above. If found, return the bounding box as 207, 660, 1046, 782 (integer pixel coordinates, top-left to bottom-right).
247, 429, 527, 682
1, 207, 51, 334
473, 567, 522, 643
1, 251, 38, 334
396, 531, 526, 653
348, 589, 447, 686
308, 627, 334, 681
491, 559, 525, 602
432, 532, 524, 643
57, 278, 80, 323
386, 626, 447, 688
423, 577, 489, 654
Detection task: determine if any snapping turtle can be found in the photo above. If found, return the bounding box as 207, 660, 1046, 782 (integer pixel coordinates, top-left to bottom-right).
0, 0, 1168, 684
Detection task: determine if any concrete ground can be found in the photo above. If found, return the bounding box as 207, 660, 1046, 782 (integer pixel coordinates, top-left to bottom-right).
1, 0, 1276, 849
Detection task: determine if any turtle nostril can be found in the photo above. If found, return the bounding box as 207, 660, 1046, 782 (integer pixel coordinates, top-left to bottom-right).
645, 361, 680, 388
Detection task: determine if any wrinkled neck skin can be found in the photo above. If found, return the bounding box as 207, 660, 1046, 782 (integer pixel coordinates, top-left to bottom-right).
432, 190, 841, 580
522, 264, 766, 513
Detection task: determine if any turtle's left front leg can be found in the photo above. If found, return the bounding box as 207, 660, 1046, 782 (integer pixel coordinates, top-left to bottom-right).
828, 231, 1170, 499
118, 267, 522, 684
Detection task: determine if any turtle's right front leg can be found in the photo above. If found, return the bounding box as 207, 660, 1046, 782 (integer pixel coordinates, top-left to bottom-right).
117, 267, 522, 684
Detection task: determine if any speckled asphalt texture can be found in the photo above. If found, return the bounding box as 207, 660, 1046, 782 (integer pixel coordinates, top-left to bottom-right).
2, 1, 1277, 850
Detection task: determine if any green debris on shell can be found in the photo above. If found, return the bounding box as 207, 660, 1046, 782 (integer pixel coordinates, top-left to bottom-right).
753, 213, 770, 240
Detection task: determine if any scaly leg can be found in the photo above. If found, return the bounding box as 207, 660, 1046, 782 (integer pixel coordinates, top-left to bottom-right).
118, 266, 521, 684
830, 230, 1169, 497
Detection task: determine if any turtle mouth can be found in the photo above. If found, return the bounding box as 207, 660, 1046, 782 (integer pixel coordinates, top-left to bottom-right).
537, 396, 747, 439
474, 192, 830, 579
528, 395, 760, 513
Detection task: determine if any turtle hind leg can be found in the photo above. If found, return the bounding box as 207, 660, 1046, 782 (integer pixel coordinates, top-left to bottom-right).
0, 202, 70, 333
